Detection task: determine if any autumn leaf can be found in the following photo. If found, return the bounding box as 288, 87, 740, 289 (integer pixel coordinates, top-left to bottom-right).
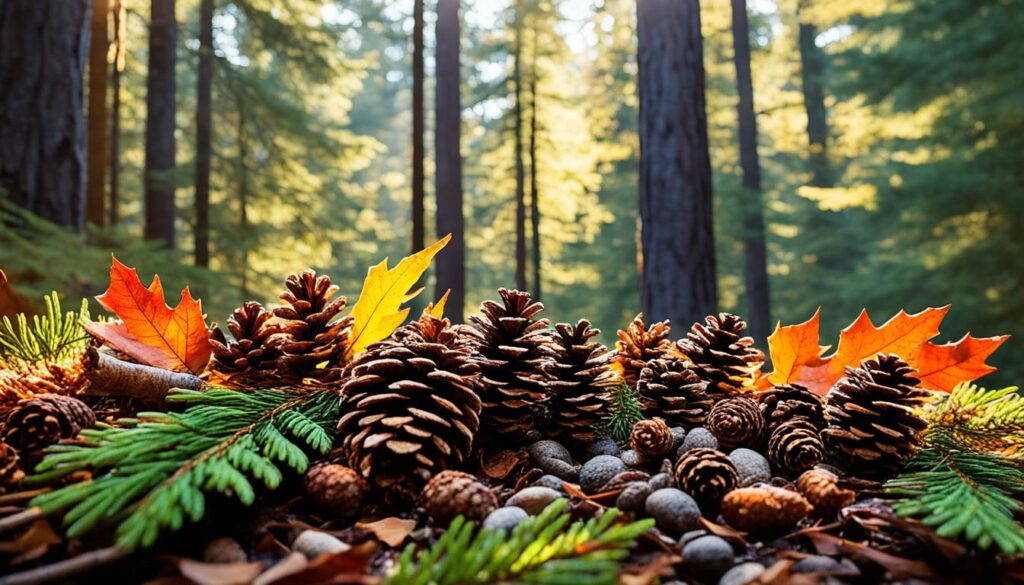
344, 235, 450, 359
82, 258, 212, 375
763, 308, 828, 387
911, 333, 1008, 391
424, 289, 450, 318
0, 269, 36, 321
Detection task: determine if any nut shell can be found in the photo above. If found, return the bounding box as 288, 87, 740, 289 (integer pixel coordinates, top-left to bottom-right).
721, 486, 812, 532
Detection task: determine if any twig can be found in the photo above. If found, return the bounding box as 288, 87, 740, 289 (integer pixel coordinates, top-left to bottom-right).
0, 488, 51, 505
81, 349, 201, 401
0, 507, 42, 533
0, 545, 127, 585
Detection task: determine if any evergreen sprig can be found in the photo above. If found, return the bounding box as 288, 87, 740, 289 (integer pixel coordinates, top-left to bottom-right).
387, 499, 654, 585
30, 387, 338, 551
926, 382, 1024, 455
602, 382, 644, 444
0, 292, 89, 366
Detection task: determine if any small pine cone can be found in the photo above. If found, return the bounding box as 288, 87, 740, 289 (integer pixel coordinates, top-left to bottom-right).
304, 463, 370, 519
271, 270, 354, 377
2, 394, 95, 453
822, 354, 930, 478
768, 420, 824, 476
677, 313, 765, 397
422, 470, 498, 525
0, 369, 64, 408
210, 301, 282, 373
630, 418, 674, 459
759, 384, 825, 432
0, 443, 24, 490
674, 448, 740, 511
636, 357, 713, 428
707, 397, 765, 450
545, 321, 615, 444
721, 486, 812, 532
796, 468, 856, 518
612, 313, 673, 388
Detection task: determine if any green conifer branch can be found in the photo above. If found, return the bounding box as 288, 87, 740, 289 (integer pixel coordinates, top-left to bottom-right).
0, 293, 89, 366
602, 382, 644, 444
925, 382, 1024, 455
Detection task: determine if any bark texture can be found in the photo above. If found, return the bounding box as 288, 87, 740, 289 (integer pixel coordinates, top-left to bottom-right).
513, 7, 528, 293
86, 0, 109, 227
194, 0, 214, 266
798, 20, 830, 188
108, 0, 125, 225
144, 0, 177, 248
411, 0, 425, 254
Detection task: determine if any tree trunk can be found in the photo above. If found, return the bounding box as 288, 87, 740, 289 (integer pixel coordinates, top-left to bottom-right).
144, 0, 177, 248
411, 0, 425, 255
108, 0, 124, 225
528, 45, 541, 301
636, 0, 716, 328
237, 97, 250, 298
798, 18, 829, 188
86, 0, 109, 227
194, 0, 213, 267
731, 0, 770, 344
0, 0, 90, 232
434, 0, 465, 322
513, 6, 527, 293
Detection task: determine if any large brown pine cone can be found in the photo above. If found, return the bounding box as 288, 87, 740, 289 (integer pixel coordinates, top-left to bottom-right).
465, 289, 554, 445
758, 384, 826, 432
422, 470, 498, 525
796, 468, 855, 518
2, 394, 95, 453
768, 419, 824, 476
707, 396, 765, 450
630, 417, 674, 458
0, 443, 24, 490
544, 321, 615, 444
304, 463, 370, 519
271, 270, 354, 378
721, 486, 812, 532
337, 315, 482, 502
676, 313, 764, 397
636, 357, 712, 428
210, 301, 282, 373
612, 313, 672, 389
674, 448, 739, 512
822, 354, 930, 478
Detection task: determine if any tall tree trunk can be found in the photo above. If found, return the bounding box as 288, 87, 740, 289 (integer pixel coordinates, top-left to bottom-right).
411, 0, 425, 254
0, 0, 90, 232
194, 0, 213, 267
636, 0, 716, 328
144, 0, 177, 248
434, 0, 465, 322
87, 0, 109, 227
513, 6, 527, 293
731, 0, 770, 344
798, 17, 829, 188
237, 98, 249, 298
108, 0, 125, 225
528, 42, 541, 301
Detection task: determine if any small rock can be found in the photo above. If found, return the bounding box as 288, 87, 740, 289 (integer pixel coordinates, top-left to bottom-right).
529, 440, 572, 464
530, 474, 566, 491
649, 472, 675, 491
680, 529, 709, 545
579, 455, 627, 493
671, 427, 687, 449
538, 458, 579, 482
615, 481, 652, 512
620, 449, 643, 467
582, 436, 621, 459
719, 561, 765, 585
203, 537, 247, 563
678, 427, 718, 455
525, 429, 544, 443
506, 487, 562, 515
645, 488, 701, 535
791, 555, 841, 573
729, 448, 772, 487
483, 506, 529, 532
682, 535, 734, 582
293, 530, 350, 558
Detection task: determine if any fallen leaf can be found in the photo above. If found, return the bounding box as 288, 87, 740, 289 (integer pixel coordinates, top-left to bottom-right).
263, 542, 378, 585
253, 553, 308, 585
763, 308, 828, 387
481, 448, 527, 479
0, 269, 36, 321
698, 517, 747, 546
803, 532, 934, 579
345, 235, 450, 359
0, 519, 61, 555
176, 558, 263, 585
358, 517, 416, 548
424, 289, 450, 319
911, 333, 1009, 391
83, 258, 212, 374
619, 554, 680, 585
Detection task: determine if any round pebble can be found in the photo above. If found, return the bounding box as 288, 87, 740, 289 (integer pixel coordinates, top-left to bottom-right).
621, 449, 643, 467
615, 481, 652, 512
671, 427, 687, 449
649, 472, 675, 491
529, 440, 572, 464
682, 535, 734, 582
729, 448, 772, 486
506, 487, 562, 515
530, 474, 566, 491
203, 537, 247, 563
482, 506, 530, 532
579, 455, 627, 493
539, 458, 579, 482
719, 561, 765, 585
678, 427, 718, 455
293, 530, 351, 557
582, 436, 621, 459
791, 555, 841, 573
644, 488, 701, 535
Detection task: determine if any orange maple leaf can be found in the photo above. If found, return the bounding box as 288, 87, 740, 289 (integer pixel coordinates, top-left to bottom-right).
83, 258, 212, 375
911, 333, 1008, 391
763, 308, 829, 387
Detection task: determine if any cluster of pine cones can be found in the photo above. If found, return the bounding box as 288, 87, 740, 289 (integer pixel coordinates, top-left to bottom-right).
0, 393, 96, 490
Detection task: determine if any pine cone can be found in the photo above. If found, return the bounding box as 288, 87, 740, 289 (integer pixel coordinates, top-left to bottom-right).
271, 270, 354, 377
0, 442, 24, 490
822, 354, 930, 478
612, 313, 672, 388
768, 420, 824, 476
304, 463, 369, 519
796, 468, 855, 518
759, 384, 825, 432
707, 397, 765, 450
210, 301, 282, 373
674, 448, 739, 511
422, 470, 498, 525
636, 357, 712, 428
630, 418, 674, 459
466, 289, 554, 445
544, 321, 614, 444
676, 313, 764, 397
721, 486, 812, 532
338, 315, 482, 502
2, 394, 95, 453
0, 369, 64, 408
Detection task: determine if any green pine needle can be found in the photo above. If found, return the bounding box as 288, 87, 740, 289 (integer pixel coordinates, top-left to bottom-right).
925, 382, 1024, 455
602, 382, 644, 444
0, 292, 89, 366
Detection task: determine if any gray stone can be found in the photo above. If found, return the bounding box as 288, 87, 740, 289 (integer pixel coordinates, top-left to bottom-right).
614, 481, 652, 512
682, 535, 734, 582
644, 488, 701, 535
671, 427, 687, 449
649, 472, 675, 491
791, 556, 841, 573
729, 448, 772, 486
292, 530, 351, 558
506, 488, 562, 515
482, 506, 530, 532
678, 427, 718, 455
582, 436, 621, 459
620, 449, 643, 467
539, 458, 579, 482
529, 440, 572, 464
719, 562, 765, 585
579, 455, 627, 493
530, 474, 566, 491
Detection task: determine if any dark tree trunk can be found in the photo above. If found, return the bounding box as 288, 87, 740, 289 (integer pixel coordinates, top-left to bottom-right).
194, 0, 213, 267
411, 0, 425, 254
237, 98, 250, 298
798, 19, 830, 188
108, 0, 124, 225
87, 0, 109, 227
636, 0, 716, 328
528, 52, 541, 301
434, 0, 465, 322
0, 0, 89, 232
513, 7, 527, 293
731, 0, 770, 344
144, 0, 177, 248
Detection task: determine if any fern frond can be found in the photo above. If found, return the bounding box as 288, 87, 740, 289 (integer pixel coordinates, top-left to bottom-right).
926, 383, 1024, 455
602, 382, 644, 444
387, 499, 654, 585
30, 387, 338, 551
0, 293, 89, 366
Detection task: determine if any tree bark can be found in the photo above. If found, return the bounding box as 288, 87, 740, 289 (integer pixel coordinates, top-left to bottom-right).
237, 97, 250, 299
108, 0, 124, 225
0, 0, 90, 232
798, 18, 830, 188
513, 5, 527, 293
731, 0, 770, 344
144, 0, 177, 248
528, 43, 541, 301
411, 0, 425, 255
194, 0, 213, 267
434, 0, 465, 322
86, 0, 109, 227
636, 0, 716, 328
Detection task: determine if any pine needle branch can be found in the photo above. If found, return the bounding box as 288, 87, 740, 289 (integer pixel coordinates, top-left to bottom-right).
925, 382, 1024, 455
0, 293, 89, 366
602, 382, 644, 444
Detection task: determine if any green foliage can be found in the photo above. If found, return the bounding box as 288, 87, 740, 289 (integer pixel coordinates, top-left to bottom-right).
926, 383, 1024, 455
0, 292, 89, 366
387, 499, 654, 585
602, 382, 644, 445
30, 388, 337, 551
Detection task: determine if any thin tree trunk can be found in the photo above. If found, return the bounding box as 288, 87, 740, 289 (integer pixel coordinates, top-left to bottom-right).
108, 0, 125, 225
731, 0, 770, 344
434, 0, 465, 322
194, 0, 213, 267
144, 0, 177, 248
411, 0, 425, 254
798, 18, 829, 188
86, 0, 109, 227
513, 5, 527, 293
636, 0, 716, 328
237, 98, 250, 298
528, 43, 541, 301
0, 0, 90, 232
